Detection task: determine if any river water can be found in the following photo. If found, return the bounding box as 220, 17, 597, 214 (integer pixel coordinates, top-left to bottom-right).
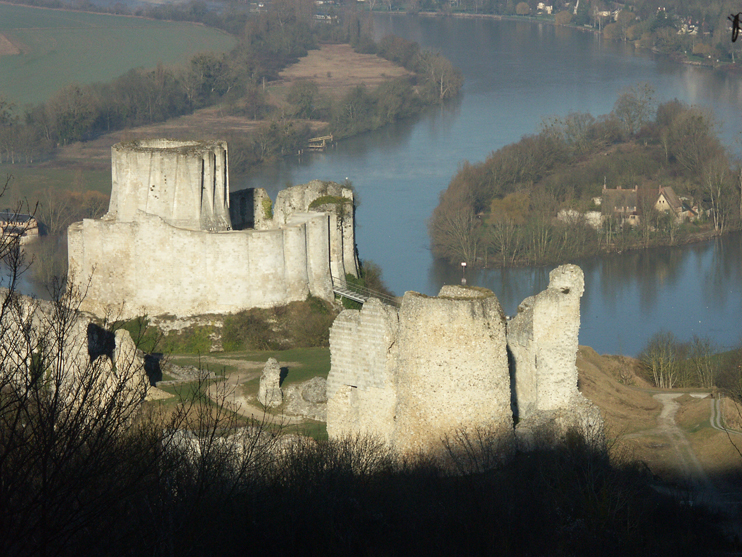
237, 15, 742, 355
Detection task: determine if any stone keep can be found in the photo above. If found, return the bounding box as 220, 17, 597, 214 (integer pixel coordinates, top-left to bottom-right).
68, 140, 357, 319
327, 286, 513, 455
326, 265, 602, 456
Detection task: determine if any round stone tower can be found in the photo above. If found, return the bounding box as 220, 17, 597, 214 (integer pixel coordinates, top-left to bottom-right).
108, 139, 231, 231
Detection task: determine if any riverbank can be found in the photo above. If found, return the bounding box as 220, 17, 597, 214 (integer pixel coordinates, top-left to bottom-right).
375, 8, 737, 72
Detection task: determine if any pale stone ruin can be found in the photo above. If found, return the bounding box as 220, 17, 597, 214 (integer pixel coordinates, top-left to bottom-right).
0, 289, 149, 408
258, 357, 283, 408
326, 264, 602, 457
68, 139, 358, 320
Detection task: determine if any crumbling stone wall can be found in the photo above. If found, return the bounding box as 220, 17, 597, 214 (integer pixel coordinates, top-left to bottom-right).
327, 287, 513, 455
326, 265, 602, 457
0, 290, 148, 408
507, 265, 602, 447
68, 141, 355, 320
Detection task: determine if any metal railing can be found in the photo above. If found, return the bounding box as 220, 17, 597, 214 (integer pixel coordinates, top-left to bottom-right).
331, 276, 400, 307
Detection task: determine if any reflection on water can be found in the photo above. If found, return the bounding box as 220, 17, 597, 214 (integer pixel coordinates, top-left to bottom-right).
241, 15, 742, 356
426, 233, 742, 356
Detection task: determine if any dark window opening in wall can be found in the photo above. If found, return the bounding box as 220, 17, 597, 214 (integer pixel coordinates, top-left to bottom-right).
228, 188, 256, 230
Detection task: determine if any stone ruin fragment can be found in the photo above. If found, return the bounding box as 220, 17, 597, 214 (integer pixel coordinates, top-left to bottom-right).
326, 264, 603, 459
258, 357, 283, 408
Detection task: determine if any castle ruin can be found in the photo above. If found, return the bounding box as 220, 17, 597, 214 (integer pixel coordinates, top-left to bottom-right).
326, 264, 602, 456
68, 139, 357, 319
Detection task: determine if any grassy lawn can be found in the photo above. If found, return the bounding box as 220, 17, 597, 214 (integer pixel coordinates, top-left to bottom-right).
0, 3, 235, 107
1, 164, 112, 201
169, 347, 331, 386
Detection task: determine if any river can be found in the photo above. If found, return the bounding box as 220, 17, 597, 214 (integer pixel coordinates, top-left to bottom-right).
237, 15, 742, 356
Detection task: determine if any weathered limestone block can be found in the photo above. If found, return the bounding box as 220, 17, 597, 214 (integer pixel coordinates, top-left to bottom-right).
258, 358, 282, 408
283, 377, 327, 421
506, 264, 603, 446
393, 287, 512, 455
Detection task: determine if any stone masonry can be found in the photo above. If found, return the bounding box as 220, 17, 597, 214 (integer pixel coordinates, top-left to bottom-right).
68, 140, 358, 320
327, 286, 514, 455
326, 265, 602, 456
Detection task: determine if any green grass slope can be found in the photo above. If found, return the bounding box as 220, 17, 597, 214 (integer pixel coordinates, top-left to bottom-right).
0, 3, 235, 107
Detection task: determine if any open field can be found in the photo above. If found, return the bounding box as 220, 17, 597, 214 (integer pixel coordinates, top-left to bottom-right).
0, 3, 235, 107
274, 43, 412, 101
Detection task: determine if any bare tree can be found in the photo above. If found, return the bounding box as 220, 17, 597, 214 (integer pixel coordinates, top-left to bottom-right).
640, 331, 680, 389
429, 204, 480, 264
686, 335, 718, 389
612, 82, 655, 137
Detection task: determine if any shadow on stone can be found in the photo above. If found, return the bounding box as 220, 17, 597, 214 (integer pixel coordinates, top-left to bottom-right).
279, 367, 289, 386
144, 353, 163, 386
87, 323, 114, 363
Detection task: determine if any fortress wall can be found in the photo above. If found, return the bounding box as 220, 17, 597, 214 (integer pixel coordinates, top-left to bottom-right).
531, 265, 584, 411
282, 224, 310, 301
393, 289, 512, 454
305, 215, 334, 300
326, 300, 399, 442
73, 212, 331, 319
505, 265, 603, 447
273, 181, 358, 278
507, 297, 538, 420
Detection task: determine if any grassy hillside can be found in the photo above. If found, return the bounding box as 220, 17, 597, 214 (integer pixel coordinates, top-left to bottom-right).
0, 3, 235, 106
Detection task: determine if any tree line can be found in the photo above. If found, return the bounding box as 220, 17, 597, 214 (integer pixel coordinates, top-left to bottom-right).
430, 84, 741, 267
0, 1, 461, 172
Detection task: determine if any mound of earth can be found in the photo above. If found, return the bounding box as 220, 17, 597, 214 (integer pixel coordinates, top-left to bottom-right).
576, 346, 660, 436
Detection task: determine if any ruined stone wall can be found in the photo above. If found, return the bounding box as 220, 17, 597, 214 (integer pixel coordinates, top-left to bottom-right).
327, 266, 603, 457
273, 180, 359, 280
0, 290, 148, 408
68, 141, 343, 320
327, 286, 513, 455
326, 299, 399, 443
69, 210, 333, 319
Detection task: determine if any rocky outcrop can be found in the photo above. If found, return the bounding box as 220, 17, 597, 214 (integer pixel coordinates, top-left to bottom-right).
258, 358, 282, 408
283, 377, 327, 421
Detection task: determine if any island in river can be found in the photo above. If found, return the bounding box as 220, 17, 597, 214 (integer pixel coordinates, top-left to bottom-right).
429, 90, 740, 269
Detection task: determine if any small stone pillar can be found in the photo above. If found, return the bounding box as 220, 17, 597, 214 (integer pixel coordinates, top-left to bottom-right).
258, 357, 282, 407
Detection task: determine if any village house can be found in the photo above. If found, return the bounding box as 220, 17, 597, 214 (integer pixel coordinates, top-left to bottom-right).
655, 185, 697, 222
601, 184, 639, 227
0, 211, 39, 244
599, 184, 697, 228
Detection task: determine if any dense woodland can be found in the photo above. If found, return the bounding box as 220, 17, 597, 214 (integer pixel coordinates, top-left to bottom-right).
430, 84, 741, 267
